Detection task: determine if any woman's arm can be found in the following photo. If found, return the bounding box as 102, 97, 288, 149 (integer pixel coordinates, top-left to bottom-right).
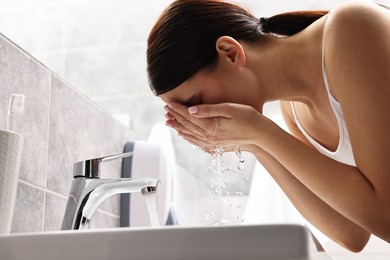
247, 145, 370, 252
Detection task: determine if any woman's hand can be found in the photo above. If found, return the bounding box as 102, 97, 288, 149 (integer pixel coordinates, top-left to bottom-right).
164, 102, 274, 150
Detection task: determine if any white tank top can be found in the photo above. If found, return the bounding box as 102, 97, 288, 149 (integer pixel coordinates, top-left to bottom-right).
290, 46, 356, 166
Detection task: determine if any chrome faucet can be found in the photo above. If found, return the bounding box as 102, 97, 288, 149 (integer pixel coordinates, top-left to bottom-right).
61, 152, 160, 230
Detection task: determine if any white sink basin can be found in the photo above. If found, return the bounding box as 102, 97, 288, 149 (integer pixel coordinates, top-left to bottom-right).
0, 224, 330, 260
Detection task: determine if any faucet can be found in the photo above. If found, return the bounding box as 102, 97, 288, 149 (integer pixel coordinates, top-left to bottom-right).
61, 152, 160, 230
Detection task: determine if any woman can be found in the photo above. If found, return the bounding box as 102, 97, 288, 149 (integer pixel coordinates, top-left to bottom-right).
147, 0, 390, 252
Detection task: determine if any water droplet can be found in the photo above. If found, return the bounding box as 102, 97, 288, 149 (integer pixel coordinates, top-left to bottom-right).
232, 145, 246, 171
236, 191, 243, 196
238, 160, 246, 170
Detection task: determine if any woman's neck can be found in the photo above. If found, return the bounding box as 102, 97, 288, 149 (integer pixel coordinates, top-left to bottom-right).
251, 15, 328, 107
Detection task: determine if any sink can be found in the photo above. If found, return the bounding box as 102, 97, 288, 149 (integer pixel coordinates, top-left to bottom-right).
0, 224, 330, 260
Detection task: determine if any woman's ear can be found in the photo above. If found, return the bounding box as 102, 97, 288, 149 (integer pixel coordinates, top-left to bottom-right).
215, 36, 246, 67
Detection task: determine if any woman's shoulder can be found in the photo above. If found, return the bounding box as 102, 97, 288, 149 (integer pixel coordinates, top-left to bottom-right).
322, 0, 390, 99
325, 0, 390, 38
328, 0, 389, 20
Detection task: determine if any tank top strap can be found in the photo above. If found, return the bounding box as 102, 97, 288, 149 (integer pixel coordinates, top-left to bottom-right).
289, 35, 355, 166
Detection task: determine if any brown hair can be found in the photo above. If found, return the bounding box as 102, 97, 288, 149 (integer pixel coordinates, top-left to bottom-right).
147, 0, 328, 95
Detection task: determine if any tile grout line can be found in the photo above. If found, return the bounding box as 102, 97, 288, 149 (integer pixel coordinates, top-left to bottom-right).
96, 208, 120, 219
41, 71, 53, 232
30, 41, 146, 56
45, 188, 68, 200
90, 92, 154, 101
18, 178, 47, 192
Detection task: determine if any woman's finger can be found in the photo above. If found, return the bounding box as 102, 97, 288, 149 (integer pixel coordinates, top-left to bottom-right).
187, 103, 240, 118
166, 117, 213, 142
166, 118, 197, 136
164, 104, 216, 136
165, 117, 207, 140
178, 131, 211, 149
167, 107, 203, 131
164, 112, 174, 120
168, 102, 220, 137
164, 105, 202, 130
178, 130, 219, 147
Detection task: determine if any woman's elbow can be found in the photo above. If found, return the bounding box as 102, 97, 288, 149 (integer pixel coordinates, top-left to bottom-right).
343, 236, 370, 253
336, 230, 371, 253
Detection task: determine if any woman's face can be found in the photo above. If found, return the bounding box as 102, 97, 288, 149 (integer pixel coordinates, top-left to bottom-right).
159, 69, 224, 107
159, 65, 262, 110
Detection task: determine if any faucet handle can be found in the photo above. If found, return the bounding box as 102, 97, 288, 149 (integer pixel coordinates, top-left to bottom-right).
73, 152, 133, 178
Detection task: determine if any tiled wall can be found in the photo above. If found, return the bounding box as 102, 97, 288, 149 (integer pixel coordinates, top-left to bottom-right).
0, 33, 136, 233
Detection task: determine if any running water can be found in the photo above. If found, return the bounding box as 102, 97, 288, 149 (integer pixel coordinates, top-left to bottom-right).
144, 192, 160, 227
204, 145, 248, 224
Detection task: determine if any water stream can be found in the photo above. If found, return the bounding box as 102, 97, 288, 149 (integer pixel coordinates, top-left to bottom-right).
144, 192, 160, 227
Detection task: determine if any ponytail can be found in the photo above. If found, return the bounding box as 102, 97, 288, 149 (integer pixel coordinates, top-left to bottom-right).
260, 11, 328, 36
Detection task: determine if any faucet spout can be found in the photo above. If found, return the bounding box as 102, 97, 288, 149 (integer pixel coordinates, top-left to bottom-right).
62, 177, 160, 230
83, 178, 159, 223
61, 152, 160, 230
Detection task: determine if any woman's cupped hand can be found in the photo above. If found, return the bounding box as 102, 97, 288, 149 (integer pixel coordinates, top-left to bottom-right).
164, 102, 273, 153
